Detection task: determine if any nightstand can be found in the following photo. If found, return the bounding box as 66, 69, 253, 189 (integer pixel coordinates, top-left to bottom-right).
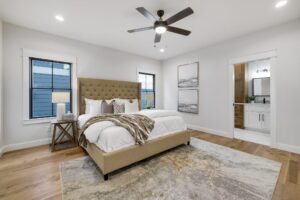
50, 119, 78, 152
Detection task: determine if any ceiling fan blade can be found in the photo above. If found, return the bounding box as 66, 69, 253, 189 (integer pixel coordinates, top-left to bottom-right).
128, 26, 154, 33
136, 7, 158, 22
154, 34, 161, 43
166, 7, 194, 25
167, 26, 191, 36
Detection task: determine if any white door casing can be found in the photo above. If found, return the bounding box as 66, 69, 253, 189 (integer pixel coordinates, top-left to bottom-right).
228, 50, 277, 147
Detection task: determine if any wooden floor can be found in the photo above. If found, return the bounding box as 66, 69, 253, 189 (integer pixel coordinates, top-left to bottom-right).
0, 131, 299, 200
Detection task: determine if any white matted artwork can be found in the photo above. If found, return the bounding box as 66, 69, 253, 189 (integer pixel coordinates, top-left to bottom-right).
178, 62, 199, 88
178, 89, 199, 114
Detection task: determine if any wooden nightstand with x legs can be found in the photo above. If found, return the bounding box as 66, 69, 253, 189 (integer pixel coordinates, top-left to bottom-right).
50, 120, 78, 152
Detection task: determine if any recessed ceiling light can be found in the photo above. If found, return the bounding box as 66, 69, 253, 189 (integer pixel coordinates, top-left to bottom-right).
55, 15, 64, 22
159, 48, 165, 53
275, 0, 288, 8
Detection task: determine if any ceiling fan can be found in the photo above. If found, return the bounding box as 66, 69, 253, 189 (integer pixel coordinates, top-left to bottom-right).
128, 7, 194, 43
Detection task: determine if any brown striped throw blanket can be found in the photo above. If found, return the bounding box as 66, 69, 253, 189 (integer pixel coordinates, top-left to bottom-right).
79, 114, 155, 148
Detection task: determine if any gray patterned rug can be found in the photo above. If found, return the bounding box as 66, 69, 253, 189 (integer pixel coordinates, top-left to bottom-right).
60, 138, 281, 200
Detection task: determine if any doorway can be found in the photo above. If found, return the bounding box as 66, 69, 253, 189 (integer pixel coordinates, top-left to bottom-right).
229, 51, 277, 147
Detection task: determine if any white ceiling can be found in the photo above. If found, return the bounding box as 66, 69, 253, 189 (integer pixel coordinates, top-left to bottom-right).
0, 0, 300, 60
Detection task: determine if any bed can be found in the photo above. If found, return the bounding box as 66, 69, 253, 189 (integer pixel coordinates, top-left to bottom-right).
77, 78, 191, 180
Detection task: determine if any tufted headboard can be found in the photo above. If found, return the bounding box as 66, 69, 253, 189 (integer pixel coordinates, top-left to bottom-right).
77, 78, 141, 115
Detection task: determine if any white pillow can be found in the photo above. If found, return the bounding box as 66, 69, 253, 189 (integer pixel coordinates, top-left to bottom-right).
124, 99, 139, 113
85, 98, 102, 115
85, 98, 90, 114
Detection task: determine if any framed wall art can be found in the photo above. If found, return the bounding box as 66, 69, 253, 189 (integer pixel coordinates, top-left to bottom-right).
178, 89, 199, 114
178, 62, 199, 88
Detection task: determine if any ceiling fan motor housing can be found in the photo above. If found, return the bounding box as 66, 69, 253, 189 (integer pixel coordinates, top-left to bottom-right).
154, 21, 167, 29
157, 10, 165, 18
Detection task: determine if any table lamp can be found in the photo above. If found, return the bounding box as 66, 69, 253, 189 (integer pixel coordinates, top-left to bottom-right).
52, 92, 70, 120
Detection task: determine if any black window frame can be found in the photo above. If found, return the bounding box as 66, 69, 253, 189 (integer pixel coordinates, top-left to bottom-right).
138, 72, 156, 109
29, 57, 72, 119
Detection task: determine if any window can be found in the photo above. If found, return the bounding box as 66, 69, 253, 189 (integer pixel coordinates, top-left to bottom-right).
138, 72, 155, 109
30, 58, 72, 118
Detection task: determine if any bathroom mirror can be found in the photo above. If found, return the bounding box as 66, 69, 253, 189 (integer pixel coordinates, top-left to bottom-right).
253, 77, 270, 96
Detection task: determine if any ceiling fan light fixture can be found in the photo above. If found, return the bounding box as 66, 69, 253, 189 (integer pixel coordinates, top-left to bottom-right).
128, 7, 194, 43
155, 26, 167, 34
159, 48, 165, 53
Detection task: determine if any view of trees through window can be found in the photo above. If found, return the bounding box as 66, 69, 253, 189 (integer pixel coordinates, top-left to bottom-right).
138, 72, 155, 109
30, 58, 72, 118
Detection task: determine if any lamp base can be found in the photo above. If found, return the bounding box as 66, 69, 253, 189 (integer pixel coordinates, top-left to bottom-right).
56, 103, 66, 121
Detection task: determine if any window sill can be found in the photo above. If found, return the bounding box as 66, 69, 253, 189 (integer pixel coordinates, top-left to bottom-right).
23, 117, 56, 125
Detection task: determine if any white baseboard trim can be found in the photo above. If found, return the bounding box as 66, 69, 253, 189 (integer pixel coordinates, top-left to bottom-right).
1, 138, 51, 154
276, 143, 300, 154
188, 124, 300, 154
0, 146, 4, 157
1, 129, 300, 156
188, 124, 232, 138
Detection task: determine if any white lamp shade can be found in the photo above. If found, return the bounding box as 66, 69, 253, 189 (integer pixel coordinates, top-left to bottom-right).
52, 92, 70, 103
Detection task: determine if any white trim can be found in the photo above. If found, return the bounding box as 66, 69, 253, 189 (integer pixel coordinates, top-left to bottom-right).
276, 143, 300, 154
0, 130, 299, 156
1, 138, 51, 154
228, 50, 277, 147
269, 58, 277, 147
187, 124, 232, 138
23, 117, 56, 125
22, 48, 78, 124
229, 50, 277, 64
136, 68, 158, 108
0, 21, 3, 157
188, 124, 300, 154
0, 147, 4, 157
136, 68, 158, 82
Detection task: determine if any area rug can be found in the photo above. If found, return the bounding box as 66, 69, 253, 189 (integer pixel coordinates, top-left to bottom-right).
60, 138, 281, 200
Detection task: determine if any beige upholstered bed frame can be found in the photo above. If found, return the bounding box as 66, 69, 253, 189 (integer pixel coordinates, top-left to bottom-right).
78, 78, 191, 180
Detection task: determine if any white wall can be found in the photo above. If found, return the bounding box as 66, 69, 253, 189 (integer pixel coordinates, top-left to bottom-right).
0, 20, 3, 153
2, 23, 162, 150
163, 19, 300, 153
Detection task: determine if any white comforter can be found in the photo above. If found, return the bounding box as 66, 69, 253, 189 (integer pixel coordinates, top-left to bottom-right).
78, 110, 187, 152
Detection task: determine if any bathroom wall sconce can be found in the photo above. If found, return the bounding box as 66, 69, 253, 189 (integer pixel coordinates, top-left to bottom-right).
256, 69, 269, 73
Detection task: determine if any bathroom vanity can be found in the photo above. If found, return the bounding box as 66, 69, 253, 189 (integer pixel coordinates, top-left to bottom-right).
244, 103, 270, 133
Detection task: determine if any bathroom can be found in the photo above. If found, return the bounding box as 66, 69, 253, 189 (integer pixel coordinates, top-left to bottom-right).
234, 58, 271, 145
